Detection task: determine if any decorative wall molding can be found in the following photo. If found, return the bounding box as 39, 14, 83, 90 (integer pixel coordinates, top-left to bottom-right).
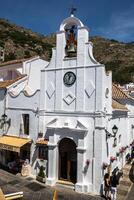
63, 93, 76, 105
46, 82, 55, 99
85, 81, 95, 98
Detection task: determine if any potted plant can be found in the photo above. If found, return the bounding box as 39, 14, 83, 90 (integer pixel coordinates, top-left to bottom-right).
119, 146, 126, 154
36, 165, 46, 183
38, 132, 43, 138
110, 156, 116, 163
116, 152, 120, 157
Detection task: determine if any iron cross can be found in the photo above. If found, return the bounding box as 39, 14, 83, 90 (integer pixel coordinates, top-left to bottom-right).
70, 6, 77, 15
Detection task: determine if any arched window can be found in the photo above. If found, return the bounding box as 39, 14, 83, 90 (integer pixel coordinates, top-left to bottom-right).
65, 24, 77, 57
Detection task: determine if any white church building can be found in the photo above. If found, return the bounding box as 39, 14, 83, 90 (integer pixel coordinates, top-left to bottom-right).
0, 14, 134, 194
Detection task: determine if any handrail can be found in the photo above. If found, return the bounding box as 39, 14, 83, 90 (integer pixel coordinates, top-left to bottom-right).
5, 191, 23, 200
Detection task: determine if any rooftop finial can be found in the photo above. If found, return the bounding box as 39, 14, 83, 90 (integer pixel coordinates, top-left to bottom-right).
70, 6, 77, 17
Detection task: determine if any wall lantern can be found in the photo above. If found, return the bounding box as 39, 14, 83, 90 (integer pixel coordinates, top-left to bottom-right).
86, 159, 90, 166
131, 125, 134, 129
112, 125, 118, 136
105, 125, 118, 139
0, 113, 11, 130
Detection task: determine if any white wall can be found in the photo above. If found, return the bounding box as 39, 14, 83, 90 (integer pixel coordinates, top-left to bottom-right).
0, 89, 6, 135
7, 91, 40, 138
23, 58, 48, 92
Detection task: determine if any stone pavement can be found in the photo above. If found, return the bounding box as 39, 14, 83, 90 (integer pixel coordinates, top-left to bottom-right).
125, 182, 134, 200
0, 169, 103, 200
117, 163, 134, 200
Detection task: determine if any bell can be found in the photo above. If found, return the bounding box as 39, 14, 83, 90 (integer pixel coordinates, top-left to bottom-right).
67, 43, 76, 53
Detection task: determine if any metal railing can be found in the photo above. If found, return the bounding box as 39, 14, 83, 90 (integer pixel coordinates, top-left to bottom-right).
5, 191, 23, 200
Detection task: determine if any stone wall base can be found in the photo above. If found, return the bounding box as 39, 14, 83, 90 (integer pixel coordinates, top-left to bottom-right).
75, 183, 92, 193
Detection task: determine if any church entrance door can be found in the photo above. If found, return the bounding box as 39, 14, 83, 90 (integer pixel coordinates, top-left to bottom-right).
59, 138, 77, 183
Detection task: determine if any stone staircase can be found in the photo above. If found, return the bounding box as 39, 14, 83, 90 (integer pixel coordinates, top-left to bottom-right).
117, 164, 132, 200
56, 180, 75, 190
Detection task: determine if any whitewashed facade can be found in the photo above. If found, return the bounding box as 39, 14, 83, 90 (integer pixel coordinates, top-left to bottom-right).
0, 57, 48, 173
38, 15, 134, 193
0, 15, 134, 194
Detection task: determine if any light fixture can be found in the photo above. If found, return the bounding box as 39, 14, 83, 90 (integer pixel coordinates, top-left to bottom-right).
1, 113, 8, 121
132, 125, 134, 129
105, 125, 118, 139
0, 113, 11, 129
112, 125, 118, 136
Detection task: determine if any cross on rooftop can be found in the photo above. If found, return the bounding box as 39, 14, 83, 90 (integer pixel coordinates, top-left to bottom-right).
70, 6, 77, 16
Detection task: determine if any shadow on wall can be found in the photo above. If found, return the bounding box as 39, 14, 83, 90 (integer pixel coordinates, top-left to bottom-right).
32, 146, 48, 176
32, 146, 38, 165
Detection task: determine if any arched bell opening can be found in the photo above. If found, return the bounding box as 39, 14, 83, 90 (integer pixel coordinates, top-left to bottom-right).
58, 138, 77, 183
65, 24, 77, 57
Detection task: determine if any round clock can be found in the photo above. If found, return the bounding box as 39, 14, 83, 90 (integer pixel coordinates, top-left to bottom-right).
63, 71, 76, 86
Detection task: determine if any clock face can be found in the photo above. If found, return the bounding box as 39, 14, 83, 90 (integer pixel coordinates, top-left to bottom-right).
63, 71, 76, 86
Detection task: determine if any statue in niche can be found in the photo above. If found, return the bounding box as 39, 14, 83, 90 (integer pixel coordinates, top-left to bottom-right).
65, 25, 77, 57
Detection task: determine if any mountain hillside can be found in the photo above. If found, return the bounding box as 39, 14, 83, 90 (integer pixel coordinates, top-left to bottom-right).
0, 18, 55, 61
0, 18, 134, 84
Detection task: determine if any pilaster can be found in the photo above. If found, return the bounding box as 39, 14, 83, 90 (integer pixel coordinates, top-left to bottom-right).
46, 143, 58, 186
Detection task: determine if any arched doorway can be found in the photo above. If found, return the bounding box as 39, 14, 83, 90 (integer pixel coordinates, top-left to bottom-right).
59, 138, 77, 183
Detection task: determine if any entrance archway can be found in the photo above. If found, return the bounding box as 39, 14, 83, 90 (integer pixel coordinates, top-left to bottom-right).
59, 138, 77, 183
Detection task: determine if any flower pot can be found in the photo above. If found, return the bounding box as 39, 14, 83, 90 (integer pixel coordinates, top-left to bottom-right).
36, 175, 46, 183
110, 156, 116, 163
116, 152, 120, 157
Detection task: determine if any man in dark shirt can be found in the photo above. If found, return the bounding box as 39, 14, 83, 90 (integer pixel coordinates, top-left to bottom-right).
110, 173, 119, 200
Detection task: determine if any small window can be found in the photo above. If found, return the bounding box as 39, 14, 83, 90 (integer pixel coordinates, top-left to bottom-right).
22, 114, 29, 135
38, 146, 48, 160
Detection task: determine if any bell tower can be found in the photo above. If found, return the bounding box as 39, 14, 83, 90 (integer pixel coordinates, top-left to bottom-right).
41, 13, 103, 113
56, 14, 86, 68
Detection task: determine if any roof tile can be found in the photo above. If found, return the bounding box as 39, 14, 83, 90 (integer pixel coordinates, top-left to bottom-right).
112, 83, 134, 100
0, 75, 26, 89
0, 56, 38, 67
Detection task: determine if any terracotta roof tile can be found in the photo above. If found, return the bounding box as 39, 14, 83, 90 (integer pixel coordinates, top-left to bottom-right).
112, 83, 134, 100
36, 139, 48, 145
0, 75, 26, 89
0, 56, 38, 67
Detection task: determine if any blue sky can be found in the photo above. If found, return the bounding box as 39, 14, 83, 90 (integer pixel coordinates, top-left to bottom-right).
0, 0, 134, 42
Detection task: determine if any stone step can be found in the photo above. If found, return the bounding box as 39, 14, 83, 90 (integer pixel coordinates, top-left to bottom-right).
116, 164, 132, 200
124, 164, 131, 168
117, 194, 127, 200
118, 184, 130, 191
122, 171, 129, 175
117, 188, 128, 196
122, 174, 129, 179
119, 180, 132, 186
123, 169, 130, 174
56, 180, 75, 190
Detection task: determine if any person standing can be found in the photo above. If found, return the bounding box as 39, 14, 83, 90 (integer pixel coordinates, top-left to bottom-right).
110, 173, 119, 200
104, 173, 111, 199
